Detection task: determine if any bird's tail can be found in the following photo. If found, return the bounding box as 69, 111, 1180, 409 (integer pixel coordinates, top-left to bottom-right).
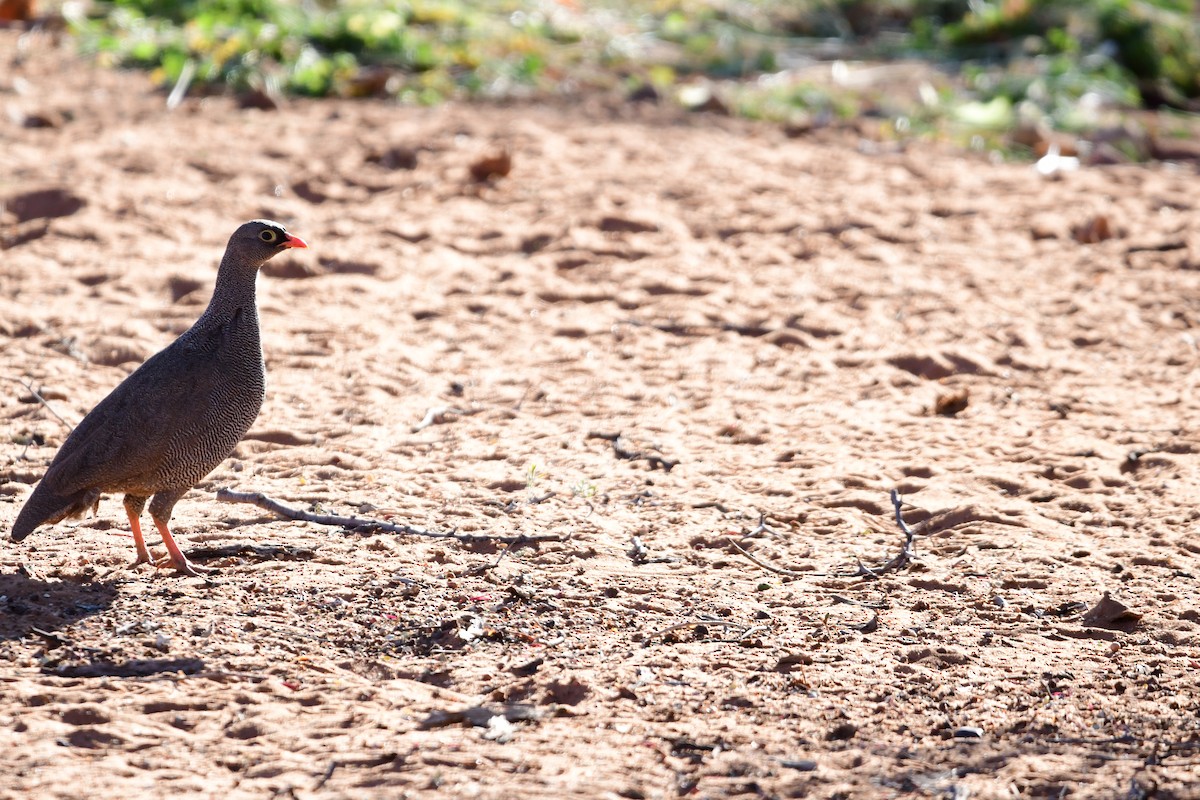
11, 482, 98, 541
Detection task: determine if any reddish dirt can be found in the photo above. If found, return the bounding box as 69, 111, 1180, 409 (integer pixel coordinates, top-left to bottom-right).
3, 29, 1200, 800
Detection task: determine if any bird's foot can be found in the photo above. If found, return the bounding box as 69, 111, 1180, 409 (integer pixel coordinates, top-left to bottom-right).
129, 537, 155, 566
152, 553, 212, 577
128, 549, 155, 571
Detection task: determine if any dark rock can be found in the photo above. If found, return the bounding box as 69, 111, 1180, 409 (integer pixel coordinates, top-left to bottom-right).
368, 146, 419, 170
4, 188, 85, 223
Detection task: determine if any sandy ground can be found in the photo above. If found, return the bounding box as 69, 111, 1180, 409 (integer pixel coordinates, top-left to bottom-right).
3, 28, 1200, 800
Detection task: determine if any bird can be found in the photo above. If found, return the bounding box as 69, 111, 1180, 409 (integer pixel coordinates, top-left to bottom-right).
10, 219, 308, 576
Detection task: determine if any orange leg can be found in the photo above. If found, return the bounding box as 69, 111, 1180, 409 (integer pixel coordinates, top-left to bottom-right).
123, 495, 152, 566
128, 514, 154, 565
151, 518, 206, 576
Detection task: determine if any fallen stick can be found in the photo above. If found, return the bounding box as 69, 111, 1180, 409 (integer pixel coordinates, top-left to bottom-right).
215, 488, 563, 545
728, 539, 807, 578
855, 489, 916, 578
649, 618, 761, 640
7, 377, 75, 430
586, 431, 679, 472
412, 405, 479, 432
186, 542, 317, 562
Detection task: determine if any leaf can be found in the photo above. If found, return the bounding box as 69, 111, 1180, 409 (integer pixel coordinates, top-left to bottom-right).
953, 96, 1014, 130
1081, 592, 1142, 629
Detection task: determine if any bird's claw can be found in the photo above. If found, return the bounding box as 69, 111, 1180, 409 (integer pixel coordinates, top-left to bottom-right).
151, 553, 211, 577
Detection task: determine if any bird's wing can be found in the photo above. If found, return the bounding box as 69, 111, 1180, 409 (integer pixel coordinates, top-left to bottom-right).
40, 333, 245, 495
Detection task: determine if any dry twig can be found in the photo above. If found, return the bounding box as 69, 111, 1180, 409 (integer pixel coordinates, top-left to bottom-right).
855, 489, 917, 578
186, 543, 317, 562
215, 488, 563, 545
467, 546, 512, 576
628, 535, 676, 565
728, 540, 807, 578
831, 593, 887, 610
649, 619, 761, 641
620, 318, 776, 339
310, 752, 400, 792
746, 513, 778, 537
7, 377, 75, 430
412, 405, 479, 432
586, 431, 679, 472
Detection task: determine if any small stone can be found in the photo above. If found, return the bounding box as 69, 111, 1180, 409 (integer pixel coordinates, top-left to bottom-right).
469, 149, 512, 182
826, 721, 857, 741
61, 706, 111, 726
934, 387, 969, 417
0, 0, 37, 23
238, 87, 281, 111
369, 146, 418, 170
627, 83, 658, 103
953, 726, 984, 739
22, 110, 67, 128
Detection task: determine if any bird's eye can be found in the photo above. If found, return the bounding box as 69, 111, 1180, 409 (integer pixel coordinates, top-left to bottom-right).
260, 230, 278, 243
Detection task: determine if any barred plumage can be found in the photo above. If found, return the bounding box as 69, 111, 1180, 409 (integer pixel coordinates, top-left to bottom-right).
10, 220, 308, 576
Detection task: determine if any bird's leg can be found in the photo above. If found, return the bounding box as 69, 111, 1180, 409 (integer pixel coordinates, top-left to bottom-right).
122, 495, 152, 566
150, 518, 208, 576
148, 489, 209, 576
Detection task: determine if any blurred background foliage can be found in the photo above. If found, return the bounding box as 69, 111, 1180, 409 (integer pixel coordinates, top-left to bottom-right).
65, 0, 1200, 158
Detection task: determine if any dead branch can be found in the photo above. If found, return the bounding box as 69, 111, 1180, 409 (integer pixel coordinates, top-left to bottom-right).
412, 405, 479, 432
746, 512, 779, 537
512, 382, 535, 412
313, 761, 338, 792
466, 546, 512, 576
7, 377, 75, 430
854, 489, 916, 578
620, 318, 775, 339
586, 431, 679, 472
649, 618, 762, 640
53, 658, 206, 679
830, 594, 887, 610
146, 669, 271, 684
186, 543, 318, 562
628, 535, 677, 565
215, 488, 563, 545
1048, 735, 1139, 746
711, 625, 769, 644
728, 540, 807, 578
311, 754, 402, 792
484, 490, 556, 515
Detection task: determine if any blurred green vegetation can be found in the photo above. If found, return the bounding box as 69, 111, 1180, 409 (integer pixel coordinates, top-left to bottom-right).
68, 0, 1200, 157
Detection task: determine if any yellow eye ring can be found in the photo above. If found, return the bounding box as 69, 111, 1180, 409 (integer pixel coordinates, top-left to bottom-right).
260, 230, 278, 243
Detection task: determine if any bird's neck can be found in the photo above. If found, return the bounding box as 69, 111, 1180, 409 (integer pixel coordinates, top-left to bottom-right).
194, 260, 261, 331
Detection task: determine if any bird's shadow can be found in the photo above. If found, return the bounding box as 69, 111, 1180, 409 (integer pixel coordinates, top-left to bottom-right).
0, 571, 119, 642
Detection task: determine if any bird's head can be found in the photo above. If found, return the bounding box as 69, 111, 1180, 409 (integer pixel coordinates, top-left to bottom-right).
228, 219, 309, 266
